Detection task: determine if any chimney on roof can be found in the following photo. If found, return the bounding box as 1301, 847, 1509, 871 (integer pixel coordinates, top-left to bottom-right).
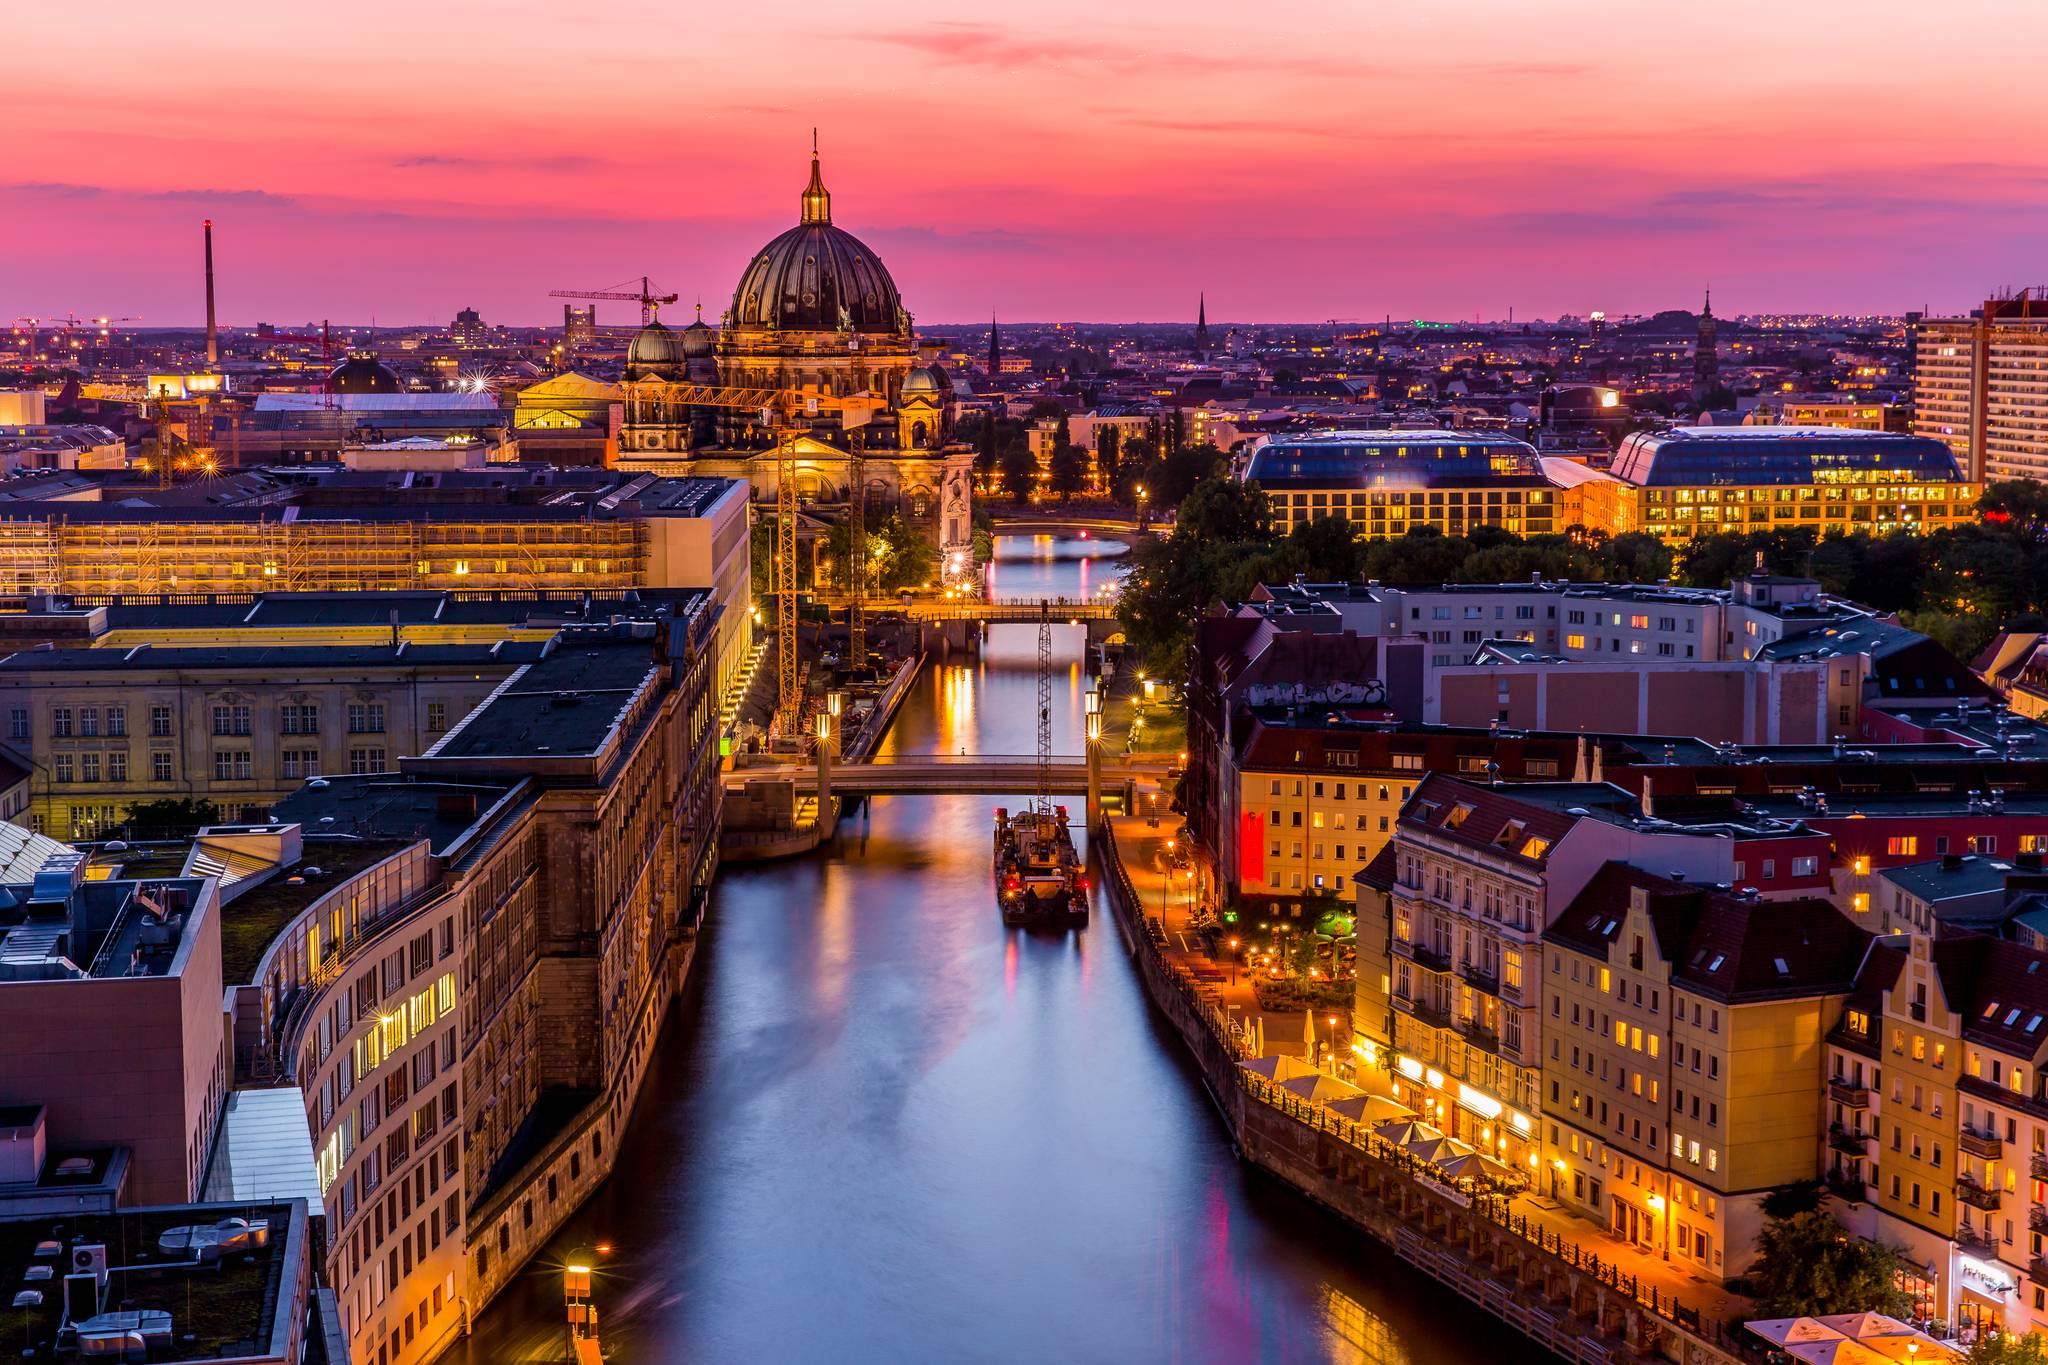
1591, 742, 1605, 785
1641, 773, 1655, 819
1573, 734, 1590, 783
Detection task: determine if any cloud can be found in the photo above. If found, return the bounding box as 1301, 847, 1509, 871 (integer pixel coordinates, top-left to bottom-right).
862, 224, 1046, 253
5, 181, 294, 206
394, 153, 602, 171
1114, 116, 1369, 141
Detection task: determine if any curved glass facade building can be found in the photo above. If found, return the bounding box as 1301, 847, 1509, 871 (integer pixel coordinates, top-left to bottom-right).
1244, 430, 1555, 536
1588, 426, 1980, 540
1611, 427, 1967, 487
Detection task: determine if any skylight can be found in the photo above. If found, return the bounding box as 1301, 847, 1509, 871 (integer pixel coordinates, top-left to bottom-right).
1773, 957, 1791, 976
1706, 954, 1726, 972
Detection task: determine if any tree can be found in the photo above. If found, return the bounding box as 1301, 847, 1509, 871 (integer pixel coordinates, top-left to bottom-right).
819, 513, 935, 594
124, 797, 222, 836
1048, 444, 1087, 501
1747, 1204, 1909, 1318
1174, 475, 1270, 544
1096, 425, 1121, 492
999, 441, 1037, 504
1156, 441, 1226, 507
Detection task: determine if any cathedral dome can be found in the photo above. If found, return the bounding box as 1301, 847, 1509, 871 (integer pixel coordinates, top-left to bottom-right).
680, 308, 715, 359
625, 318, 682, 379
328, 351, 401, 395
728, 153, 904, 335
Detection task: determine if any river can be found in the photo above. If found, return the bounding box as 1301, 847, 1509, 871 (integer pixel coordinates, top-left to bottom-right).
456, 536, 1513, 1364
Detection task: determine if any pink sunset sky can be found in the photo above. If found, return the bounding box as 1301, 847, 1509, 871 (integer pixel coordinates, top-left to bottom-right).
3, 0, 2045, 326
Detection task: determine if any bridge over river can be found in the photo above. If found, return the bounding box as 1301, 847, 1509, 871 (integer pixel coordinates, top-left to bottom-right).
725, 751, 1176, 797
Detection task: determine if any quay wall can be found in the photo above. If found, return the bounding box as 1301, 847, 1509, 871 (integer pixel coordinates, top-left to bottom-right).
1096, 823, 1759, 1365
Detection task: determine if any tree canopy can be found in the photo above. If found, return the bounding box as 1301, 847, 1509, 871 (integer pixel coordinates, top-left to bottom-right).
1747, 1206, 1909, 1318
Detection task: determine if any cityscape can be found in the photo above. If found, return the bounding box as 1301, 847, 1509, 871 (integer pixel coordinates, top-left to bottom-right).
7, 5, 2048, 1365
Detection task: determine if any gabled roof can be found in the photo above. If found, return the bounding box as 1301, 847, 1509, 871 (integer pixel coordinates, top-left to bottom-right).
1937, 935, 2048, 1055
1400, 773, 1584, 867
1548, 861, 1870, 1001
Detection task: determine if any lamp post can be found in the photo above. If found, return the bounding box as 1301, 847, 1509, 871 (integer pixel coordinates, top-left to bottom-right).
1135, 484, 1149, 533
1083, 686, 1103, 831
816, 690, 843, 825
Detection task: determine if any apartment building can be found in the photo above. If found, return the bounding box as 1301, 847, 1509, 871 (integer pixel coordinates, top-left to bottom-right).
1915, 294, 2048, 482
1378, 777, 1792, 1170
1825, 933, 2048, 1342
1542, 864, 1867, 1280
1224, 718, 1585, 906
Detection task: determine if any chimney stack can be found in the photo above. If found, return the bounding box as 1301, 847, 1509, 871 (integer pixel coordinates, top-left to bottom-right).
203, 219, 219, 369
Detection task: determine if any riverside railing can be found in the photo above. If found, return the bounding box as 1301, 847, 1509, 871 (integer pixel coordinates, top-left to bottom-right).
1097, 820, 1760, 1361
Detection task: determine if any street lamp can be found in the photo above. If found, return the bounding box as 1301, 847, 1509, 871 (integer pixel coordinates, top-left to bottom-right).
1083, 687, 1103, 829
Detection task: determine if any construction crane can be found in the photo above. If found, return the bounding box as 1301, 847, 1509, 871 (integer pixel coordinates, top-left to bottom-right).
1034, 601, 1053, 818
549, 277, 680, 327
635, 380, 883, 726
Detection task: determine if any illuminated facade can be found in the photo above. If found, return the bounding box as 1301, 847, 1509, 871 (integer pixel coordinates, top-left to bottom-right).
249, 613, 724, 1365
1244, 430, 1557, 537
1915, 295, 2048, 483
1564, 427, 1980, 542
614, 149, 969, 566
1543, 866, 1864, 1281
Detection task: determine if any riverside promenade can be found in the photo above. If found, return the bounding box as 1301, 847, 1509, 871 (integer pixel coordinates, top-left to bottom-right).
1098, 814, 1760, 1365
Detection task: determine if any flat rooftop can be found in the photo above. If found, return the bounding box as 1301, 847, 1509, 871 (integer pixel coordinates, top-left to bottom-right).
0, 1203, 300, 1360
0, 641, 548, 673
427, 635, 660, 760
271, 782, 514, 861
1881, 854, 2043, 904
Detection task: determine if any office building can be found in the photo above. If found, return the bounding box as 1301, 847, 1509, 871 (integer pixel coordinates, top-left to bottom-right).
1242, 430, 1559, 537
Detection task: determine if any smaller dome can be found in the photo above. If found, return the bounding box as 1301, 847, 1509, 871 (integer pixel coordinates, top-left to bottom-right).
902, 362, 953, 399
681, 316, 714, 360
328, 351, 401, 395
626, 319, 681, 379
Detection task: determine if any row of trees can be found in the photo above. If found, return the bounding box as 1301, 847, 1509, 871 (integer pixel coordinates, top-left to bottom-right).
1115, 477, 2048, 675
959, 408, 1221, 506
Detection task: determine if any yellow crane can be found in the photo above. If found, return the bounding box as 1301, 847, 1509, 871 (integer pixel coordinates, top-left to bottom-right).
641, 381, 883, 726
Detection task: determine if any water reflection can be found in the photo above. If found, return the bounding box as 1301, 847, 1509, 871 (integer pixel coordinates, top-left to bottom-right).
456, 538, 1523, 1364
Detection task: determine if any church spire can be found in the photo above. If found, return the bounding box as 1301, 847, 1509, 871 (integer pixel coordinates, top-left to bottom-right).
988, 310, 1002, 376
800, 129, 832, 225
1194, 292, 1211, 351
1693, 287, 1720, 398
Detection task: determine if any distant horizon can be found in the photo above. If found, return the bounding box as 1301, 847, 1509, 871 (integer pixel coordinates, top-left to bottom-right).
5, 2, 2045, 325
18, 307, 1938, 334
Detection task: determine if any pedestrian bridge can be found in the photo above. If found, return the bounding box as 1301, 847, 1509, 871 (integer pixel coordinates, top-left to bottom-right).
725, 752, 1175, 797
903, 596, 1118, 623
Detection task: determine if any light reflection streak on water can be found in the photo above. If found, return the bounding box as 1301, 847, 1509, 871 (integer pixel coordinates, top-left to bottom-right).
452, 534, 1523, 1365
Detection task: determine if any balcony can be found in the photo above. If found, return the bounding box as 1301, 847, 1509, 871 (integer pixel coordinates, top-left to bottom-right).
1828, 1124, 1869, 1156
1825, 1169, 1867, 1204
2033, 1152, 2048, 1182
1407, 942, 1451, 973
1406, 997, 1454, 1029
1828, 1078, 1871, 1109
1960, 1124, 2004, 1161
2031, 1205, 2048, 1236
1460, 959, 1500, 994
1958, 1225, 1999, 1259
1957, 1175, 2003, 1212
2032, 1256, 2048, 1290
1455, 1017, 1501, 1054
